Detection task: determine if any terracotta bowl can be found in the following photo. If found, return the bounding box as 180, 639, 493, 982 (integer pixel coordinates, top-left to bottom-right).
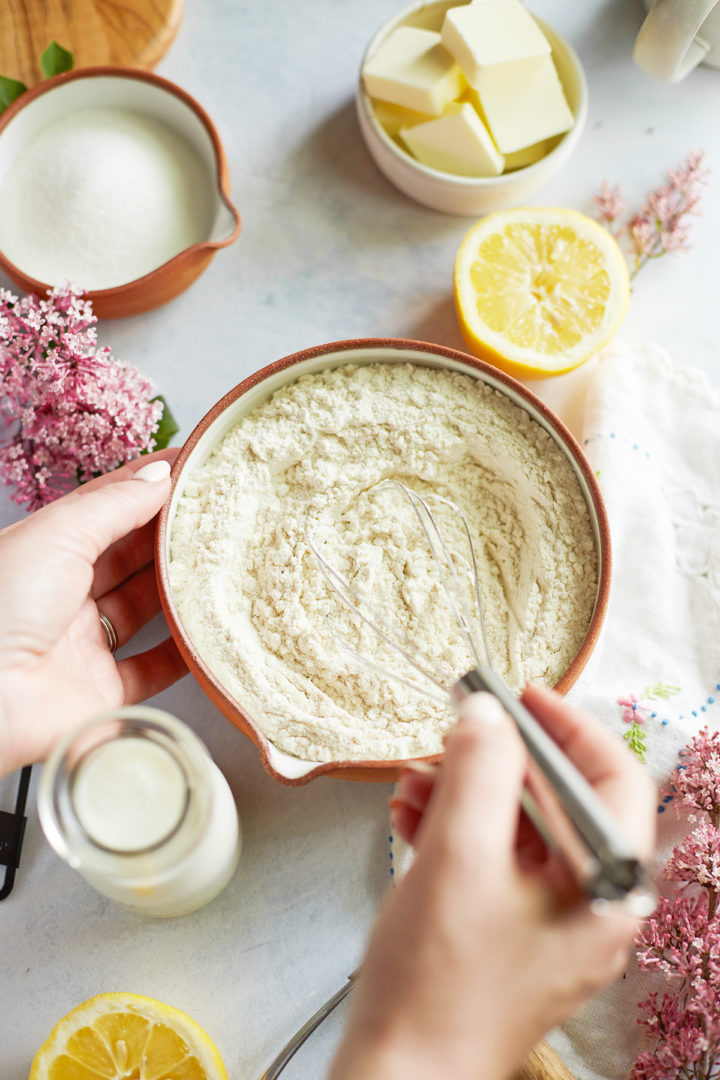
0, 67, 240, 317
356, 0, 588, 216
156, 339, 611, 786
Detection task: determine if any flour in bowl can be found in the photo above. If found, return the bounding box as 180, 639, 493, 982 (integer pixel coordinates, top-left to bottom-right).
169, 363, 598, 763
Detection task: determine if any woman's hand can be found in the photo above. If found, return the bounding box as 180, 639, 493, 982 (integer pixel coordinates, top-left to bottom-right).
0, 451, 187, 777
330, 686, 656, 1080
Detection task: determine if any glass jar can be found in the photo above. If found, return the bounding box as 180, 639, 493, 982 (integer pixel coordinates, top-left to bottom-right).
37, 706, 241, 917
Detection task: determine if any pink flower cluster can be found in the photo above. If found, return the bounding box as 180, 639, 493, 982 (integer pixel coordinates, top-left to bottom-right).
594, 151, 709, 278
0, 286, 164, 510
631, 728, 720, 1080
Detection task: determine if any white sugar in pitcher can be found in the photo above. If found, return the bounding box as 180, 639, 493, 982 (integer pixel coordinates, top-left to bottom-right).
634, 0, 720, 81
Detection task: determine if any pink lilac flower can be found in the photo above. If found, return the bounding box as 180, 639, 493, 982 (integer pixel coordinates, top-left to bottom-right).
595, 151, 709, 279
636, 893, 712, 979
672, 728, 720, 822
665, 823, 720, 894
631, 989, 715, 1080
594, 179, 626, 230
0, 285, 165, 510
631, 727, 720, 1080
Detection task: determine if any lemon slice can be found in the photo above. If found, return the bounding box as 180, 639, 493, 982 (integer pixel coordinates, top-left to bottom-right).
453, 207, 630, 378
29, 993, 228, 1080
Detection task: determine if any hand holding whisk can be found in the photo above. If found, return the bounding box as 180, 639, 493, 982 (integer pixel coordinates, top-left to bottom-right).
309, 479, 655, 914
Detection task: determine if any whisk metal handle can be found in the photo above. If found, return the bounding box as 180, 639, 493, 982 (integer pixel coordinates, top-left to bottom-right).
453, 668, 655, 914
259, 970, 359, 1080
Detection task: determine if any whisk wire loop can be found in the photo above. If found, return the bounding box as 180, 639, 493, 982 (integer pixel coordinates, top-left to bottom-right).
306, 533, 449, 694
374, 480, 491, 671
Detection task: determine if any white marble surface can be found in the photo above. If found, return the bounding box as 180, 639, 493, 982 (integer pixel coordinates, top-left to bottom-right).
1, 1, 720, 1076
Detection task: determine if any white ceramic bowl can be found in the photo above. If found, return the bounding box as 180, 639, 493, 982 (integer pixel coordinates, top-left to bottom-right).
157, 339, 611, 786
356, 0, 588, 216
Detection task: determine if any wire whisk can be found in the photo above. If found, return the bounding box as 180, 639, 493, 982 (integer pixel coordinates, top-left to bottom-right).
309, 480, 655, 914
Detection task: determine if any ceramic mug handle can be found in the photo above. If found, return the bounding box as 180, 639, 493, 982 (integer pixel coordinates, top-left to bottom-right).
633, 0, 719, 81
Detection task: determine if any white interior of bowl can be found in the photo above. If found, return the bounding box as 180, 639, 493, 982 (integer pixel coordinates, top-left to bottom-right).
165, 345, 605, 780
358, 0, 588, 188
0, 76, 237, 247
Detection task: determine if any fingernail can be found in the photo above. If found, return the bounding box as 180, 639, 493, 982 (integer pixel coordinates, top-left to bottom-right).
402, 760, 437, 776
457, 692, 506, 727
134, 460, 171, 482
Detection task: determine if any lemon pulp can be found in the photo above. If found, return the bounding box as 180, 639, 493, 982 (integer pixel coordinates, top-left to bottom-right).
29, 993, 228, 1080
454, 208, 630, 378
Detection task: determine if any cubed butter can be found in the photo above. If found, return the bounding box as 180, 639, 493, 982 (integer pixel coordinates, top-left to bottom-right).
441, 0, 550, 91
503, 136, 558, 171
476, 55, 573, 153
362, 26, 465, 116
399, 102, 504, 177
370, 99, 436, 138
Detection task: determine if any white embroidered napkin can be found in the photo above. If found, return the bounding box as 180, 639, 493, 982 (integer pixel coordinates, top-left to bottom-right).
389, 343, 720, 1080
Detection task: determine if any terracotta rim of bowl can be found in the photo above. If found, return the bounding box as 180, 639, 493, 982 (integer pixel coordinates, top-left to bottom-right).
156, 338, 611, 786
0, 66, 241, 307
356, 5, 589, 188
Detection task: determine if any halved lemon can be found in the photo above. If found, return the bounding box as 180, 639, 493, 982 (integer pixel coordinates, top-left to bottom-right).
29, 993, 228, 1080
453, 207, 630, 379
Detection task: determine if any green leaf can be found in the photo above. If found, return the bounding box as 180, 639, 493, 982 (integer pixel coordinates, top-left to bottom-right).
623, 720, 648, 764
40, 42, 74, 79
643, 682, 681, 701
0, 75, 27, 115
151, 396, 180, 451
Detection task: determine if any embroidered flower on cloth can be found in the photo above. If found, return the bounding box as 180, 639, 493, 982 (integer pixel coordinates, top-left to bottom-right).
619, 694, 652, 762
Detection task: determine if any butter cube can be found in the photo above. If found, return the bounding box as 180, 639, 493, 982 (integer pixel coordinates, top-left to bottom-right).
503, 136, 558, 171
475, 56, 573, 153
399, 102, 504, 177
441, 0, 550, 91
370, 98, 436, 138
362, 26, 465, 116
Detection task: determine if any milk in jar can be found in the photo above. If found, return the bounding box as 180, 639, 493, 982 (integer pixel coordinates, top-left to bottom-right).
38, 707, 241, 917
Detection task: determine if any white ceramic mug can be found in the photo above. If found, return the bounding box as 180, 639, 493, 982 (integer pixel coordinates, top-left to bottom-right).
634, 0, 720, 81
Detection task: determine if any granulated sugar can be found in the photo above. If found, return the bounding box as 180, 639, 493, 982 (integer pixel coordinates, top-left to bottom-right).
169, 363, 598, 763
0, 107, 214, 290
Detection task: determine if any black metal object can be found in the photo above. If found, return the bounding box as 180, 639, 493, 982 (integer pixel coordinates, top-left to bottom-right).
0, 765, 31, 900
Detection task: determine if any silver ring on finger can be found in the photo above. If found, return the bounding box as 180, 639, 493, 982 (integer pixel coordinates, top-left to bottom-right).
98, 611, 119, 654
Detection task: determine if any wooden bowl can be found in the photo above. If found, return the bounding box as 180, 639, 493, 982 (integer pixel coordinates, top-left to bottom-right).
156, 339, 611, 786
0, 67, 240, 317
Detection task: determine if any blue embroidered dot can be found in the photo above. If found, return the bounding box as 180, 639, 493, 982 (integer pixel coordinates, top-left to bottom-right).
709, 697, 715, 704
662, 719, 669, 726
663, 795, 673, 802
390, 867, 394, 875
692, 710, 698, 717
702, 705, 707, 712
658, 806, 666, 813
389, 851, 393, 860
716, 684, 720, 691
388, 836, 393, 843
610, 432, 616, 438
632, 443, 638, 450
651, 712, 657, 718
